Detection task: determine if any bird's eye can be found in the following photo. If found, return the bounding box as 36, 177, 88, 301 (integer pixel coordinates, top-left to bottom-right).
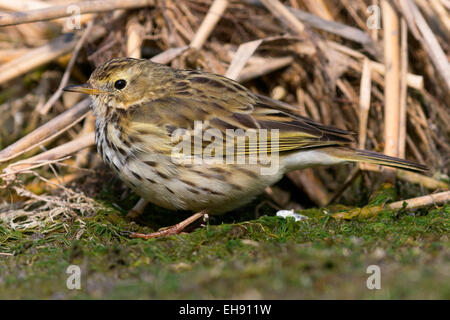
114, 79, 127, 90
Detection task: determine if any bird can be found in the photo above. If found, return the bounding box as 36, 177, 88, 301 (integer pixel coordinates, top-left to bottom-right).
64, 57, 427, 239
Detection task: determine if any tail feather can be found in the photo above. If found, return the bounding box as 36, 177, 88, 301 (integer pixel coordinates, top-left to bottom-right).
331, 148, 428, 173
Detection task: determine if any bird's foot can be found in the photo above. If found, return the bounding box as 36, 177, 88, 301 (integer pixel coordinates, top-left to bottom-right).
127, 211, 206, 239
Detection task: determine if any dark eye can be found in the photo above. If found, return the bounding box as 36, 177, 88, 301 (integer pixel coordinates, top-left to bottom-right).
114, 79, 127, 90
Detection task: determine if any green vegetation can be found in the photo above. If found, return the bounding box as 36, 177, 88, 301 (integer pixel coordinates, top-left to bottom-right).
0, 184, 448, 299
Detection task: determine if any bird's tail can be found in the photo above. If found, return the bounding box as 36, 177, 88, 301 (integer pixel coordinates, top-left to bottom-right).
328, 147, 428, 173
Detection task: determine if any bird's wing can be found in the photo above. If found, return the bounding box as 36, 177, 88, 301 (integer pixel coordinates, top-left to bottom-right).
125, 70, 354, 157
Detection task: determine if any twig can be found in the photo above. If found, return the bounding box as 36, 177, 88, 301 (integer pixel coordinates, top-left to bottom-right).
340, 0, 370, 31
441, 0, 450, 10
248, 0, 377, 55
190, 0, 229, 50
0, 0, 50, 11
388, 191, 450, 210
39, 21, 95, 115
333, 191, 449, 219
1, 157, 72, 180
371, 62, 422, 90
0, 0, 94, 26
0, 34, 76, 85
288, 5, 378, 55
75, 114, 95, 167
2, 133, 95, 180
428, 0, 450, 34
0, 0, 155, 26
398, 0, 450, 93
0, 48, 30, 63
260, 0, 305, 35
302, 0, 333, 21
26, 173, 86, 195
0, 99, 91, 163
327, 41, 423, 90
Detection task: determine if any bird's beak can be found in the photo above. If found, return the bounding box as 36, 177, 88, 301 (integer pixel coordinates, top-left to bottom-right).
63, 83, 106, 95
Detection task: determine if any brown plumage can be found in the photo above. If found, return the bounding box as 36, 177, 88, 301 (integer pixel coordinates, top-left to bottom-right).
64, 58, 427, 237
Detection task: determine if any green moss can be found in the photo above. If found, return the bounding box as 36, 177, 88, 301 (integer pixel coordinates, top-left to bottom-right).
0, 197, 448, 299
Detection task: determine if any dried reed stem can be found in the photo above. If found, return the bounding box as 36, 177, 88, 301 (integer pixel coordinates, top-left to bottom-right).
126, 16, 144, 59
75, 114, 96, 167
0, 0, 155, 26
260, 0, 305, 34
0, 0, 51, 11
398, 18, 408, 158
39, 21, 94, 115
190, 0, 229, 50
150, 46, 189, 64
359, 58, 372, 149
225, 39, 263, 80
333, 191, 449, 219
400, 0, 450, 93
382, 0, 401, 179
2, 133, 95, 179
0, 0, 94, 26
289, 6, 377, 55
327, 41, 423, 90
0, 34, 76, 85
388, 191, 450, 210
0, 99, 90, 163
236, 56, 294, 83
287, 169, 330, 206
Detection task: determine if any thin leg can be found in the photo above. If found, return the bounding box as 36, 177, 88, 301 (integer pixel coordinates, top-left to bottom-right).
127, 198, 148, 219
129, 210, 206, 239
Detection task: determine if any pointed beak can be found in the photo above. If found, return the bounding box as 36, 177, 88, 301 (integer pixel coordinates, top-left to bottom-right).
63, 83, 106, 95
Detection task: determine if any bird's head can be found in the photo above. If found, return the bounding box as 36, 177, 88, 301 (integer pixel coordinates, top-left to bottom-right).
64, 58, 171, 114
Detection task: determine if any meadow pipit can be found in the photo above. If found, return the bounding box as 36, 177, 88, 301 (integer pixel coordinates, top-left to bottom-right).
64, 58, 427, 238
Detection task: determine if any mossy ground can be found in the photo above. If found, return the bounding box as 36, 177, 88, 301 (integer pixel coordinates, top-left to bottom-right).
0, 182, 448, 299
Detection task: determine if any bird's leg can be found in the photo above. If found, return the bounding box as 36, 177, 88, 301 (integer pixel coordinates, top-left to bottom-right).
128, 210, 207, 239
126, 198, 148, 219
